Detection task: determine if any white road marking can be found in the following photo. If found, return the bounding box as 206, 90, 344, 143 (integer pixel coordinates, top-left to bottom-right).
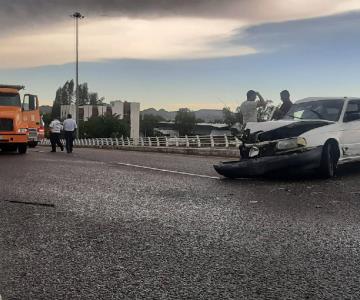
115, 162, 220, 179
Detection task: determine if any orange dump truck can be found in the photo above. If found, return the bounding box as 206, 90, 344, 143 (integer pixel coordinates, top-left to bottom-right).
0, 84, 41, 154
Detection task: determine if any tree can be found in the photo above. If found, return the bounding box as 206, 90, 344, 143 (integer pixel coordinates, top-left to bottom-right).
80, 115, 130, 138
175, 108, 196, 136
61, 80, 74, 105
140, 114, 165, 137
51, 87, 62, 119
42, 113, 52, 126
222, 107, 236, 126
89, 92, 98, 105
78, 83, 89, 106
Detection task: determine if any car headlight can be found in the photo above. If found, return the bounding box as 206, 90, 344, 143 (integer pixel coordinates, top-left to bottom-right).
249, 146, 260, 158
276, 137, 307, 151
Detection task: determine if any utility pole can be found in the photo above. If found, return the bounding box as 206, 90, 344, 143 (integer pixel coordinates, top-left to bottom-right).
71, 12, 84, 139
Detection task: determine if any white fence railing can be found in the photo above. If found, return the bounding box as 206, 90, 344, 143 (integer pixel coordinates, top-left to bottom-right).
40, 135, 241, 149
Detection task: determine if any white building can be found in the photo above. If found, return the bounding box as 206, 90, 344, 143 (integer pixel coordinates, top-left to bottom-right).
60, 100, 140, 139
129, 102, 140, 141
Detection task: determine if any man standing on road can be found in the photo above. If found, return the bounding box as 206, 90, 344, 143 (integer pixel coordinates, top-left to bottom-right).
63, 114, 77, 153
239, 90, 267, 124
272, 90, 293, 120
49, 118, 64, 152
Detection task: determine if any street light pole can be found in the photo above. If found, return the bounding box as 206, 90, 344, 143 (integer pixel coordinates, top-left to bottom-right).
71, 12, 84, 139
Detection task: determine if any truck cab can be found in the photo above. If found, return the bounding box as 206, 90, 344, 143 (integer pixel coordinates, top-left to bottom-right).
0, 85, 40, 154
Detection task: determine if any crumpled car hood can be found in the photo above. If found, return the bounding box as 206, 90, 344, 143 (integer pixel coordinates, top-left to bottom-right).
245, 120, 334, 142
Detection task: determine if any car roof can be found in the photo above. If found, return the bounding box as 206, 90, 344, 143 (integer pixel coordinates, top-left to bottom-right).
296, 97, 360, 104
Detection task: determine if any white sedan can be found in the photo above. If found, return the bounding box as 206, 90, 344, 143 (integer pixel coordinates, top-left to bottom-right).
215, 97, 360, 178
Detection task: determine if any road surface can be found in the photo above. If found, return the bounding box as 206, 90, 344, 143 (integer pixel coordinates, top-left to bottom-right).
1, 148, 360, 299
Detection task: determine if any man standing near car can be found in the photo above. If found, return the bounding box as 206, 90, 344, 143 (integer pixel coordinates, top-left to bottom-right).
272, 90, 293, 120
63, 114, 77, 153
49, 118, 64, 152
239, 90, 267, 124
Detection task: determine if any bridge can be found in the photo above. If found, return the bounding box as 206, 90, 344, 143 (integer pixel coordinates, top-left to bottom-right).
1, 146, 360, 299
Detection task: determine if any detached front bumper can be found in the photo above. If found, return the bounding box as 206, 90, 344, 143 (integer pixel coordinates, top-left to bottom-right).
214, 146, 323, 178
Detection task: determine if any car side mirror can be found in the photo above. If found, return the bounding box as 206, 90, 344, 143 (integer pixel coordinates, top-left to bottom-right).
344, 112, 360, 122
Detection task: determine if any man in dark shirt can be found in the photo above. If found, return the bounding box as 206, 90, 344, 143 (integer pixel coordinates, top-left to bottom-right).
273, 90, 293, 120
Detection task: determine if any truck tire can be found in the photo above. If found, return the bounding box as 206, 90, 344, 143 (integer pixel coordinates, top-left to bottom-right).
319, 141, 338, 178
18, 144, 27, 154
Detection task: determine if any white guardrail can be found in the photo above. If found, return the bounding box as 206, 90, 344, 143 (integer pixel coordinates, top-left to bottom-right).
40, 135, 241, 149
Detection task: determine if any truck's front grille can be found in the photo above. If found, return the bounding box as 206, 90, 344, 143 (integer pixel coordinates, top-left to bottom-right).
28, 128, 38, 139
0, 118, 13, 132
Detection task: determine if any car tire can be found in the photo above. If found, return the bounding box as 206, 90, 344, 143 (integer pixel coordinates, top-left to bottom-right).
18, 144, 27, 154
319, 141, 338, 178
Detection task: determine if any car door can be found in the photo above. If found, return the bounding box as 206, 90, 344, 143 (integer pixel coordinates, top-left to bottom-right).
340, 100, 360, 157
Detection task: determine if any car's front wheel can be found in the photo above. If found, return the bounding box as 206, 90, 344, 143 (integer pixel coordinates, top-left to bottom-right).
319, 141, 339, 178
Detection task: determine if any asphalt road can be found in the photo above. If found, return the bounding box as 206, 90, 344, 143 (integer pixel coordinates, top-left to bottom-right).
1, 147, 360, 299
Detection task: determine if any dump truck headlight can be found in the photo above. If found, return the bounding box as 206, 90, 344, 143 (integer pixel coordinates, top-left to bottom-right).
276, 137, 307, 151
18, 128, 28, 134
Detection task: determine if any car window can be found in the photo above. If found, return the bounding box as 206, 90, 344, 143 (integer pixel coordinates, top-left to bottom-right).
284, 99, 344, 121
344, 100, 360, 122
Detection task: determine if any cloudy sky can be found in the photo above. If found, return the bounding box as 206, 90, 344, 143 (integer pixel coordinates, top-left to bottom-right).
1, 0, 360, 110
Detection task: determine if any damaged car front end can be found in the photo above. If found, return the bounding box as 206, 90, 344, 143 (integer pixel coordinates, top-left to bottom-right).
215, 134, 324, 178
215, 117, 343, 180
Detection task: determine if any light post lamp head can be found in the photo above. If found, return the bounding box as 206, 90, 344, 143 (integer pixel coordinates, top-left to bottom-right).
72, 12, 84, 19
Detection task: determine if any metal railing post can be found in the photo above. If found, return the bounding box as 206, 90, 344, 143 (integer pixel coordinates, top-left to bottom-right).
210, 135, 215, 148
224, 134, 229, 148
185, 135, 189, 148
196, 135, 201, 148
235, 136, 241, 148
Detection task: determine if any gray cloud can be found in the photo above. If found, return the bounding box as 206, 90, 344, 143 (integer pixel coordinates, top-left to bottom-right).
1, 0, 250, 23
0, 0, 264, 40
2, 0, 358, 35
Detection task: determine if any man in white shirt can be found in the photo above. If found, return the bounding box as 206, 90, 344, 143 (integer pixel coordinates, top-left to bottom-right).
63, 114, 77, 153
49, 118, 64, 152
239, 90, 266, 124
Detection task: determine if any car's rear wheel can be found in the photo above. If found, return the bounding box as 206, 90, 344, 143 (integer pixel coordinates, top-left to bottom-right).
319, 141, 339, 178
18, 144, 27, 154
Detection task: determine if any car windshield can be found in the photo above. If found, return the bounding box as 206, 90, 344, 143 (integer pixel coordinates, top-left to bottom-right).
0, 93, 21, 107
283, 99, 344, 122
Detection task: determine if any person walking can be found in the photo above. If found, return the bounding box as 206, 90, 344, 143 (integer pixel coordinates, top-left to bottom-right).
63, 114, 77, 153
49, 118, 64, 152
239, 90, 266, 124
272, 90, 293, 120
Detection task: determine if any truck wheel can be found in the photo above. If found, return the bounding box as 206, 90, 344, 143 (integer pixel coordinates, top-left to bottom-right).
18, 144, 27, 154
319, 141, 338, 178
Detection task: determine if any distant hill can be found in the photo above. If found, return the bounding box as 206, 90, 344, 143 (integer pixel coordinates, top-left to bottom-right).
141, 108, 223, 122
39, 105, 224, 122
40, 105, 52, 115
